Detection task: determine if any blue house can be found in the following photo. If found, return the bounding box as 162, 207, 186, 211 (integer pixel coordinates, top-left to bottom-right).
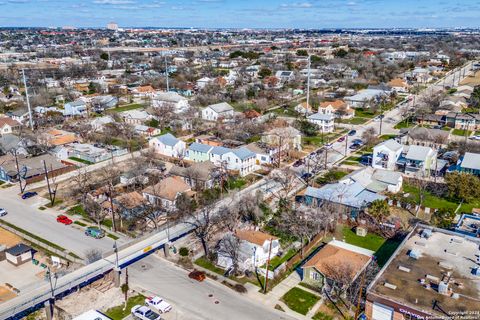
458, 152, 480, 176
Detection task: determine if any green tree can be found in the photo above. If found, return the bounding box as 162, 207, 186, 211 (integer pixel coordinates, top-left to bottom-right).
295, 119, 318, 137
334, 49, 348, 58
296, 49, 308, 56
100, 52, 109, 60
431, 208, 456, 228
444, 172, 480, 203
368, 199, 390, 222
258, 67, 272, 79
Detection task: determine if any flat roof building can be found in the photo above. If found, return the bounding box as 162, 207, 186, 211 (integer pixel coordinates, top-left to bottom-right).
366, 224, 480, 320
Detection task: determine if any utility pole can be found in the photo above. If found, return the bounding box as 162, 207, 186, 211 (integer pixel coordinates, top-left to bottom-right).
305, 54, 311, 118
21, 69, 34, 130
164, 55, 170, 92
43, 160, 57, 207
345, 132, 348, 156
12, 149, 26, 193
263, 239, 273, 294
354, 270, 366, 320
379, 114, 385, 135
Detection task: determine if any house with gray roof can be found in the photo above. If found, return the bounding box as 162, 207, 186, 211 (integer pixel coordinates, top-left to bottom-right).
397, 145, 437, 176
307, 113, 335, 133
201, 102, 234, 122
341, 167, 403, 193
459, 152, 480, 176
148, 133, 186, 158
64, 100, 87, 116
301, 182, 386, 217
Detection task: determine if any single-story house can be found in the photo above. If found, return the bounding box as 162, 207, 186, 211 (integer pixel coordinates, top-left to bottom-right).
170, 161, 217, 190
0, 117, 21, 135
201, 102, 235, 122
458, 152, 480, 176
142, 176, 194, 210
302, 240, 373, 289
64, 100, 88, 116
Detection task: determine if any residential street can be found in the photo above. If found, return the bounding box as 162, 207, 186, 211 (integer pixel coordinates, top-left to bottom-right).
0, 187, 123, 258
129, 255, 297, 320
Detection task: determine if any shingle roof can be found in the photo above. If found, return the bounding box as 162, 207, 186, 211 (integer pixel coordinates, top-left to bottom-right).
375, 139, 403, 152
143, 176, 191, 201
461, 152, 480, 171
235, 229, 278, 246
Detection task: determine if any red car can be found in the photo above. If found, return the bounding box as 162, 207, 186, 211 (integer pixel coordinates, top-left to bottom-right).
56, 215, 73, 225
188, 270, 206, 282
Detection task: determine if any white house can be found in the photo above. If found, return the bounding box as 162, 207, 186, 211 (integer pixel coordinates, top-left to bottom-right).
372, 139, 403, 171
344, 89, 387, 108
64, 100, 87, 116
201, 102, 235, 122
275, 70, 295, 82
217, 230, 280, 271
307, 113, 335, 133
119, 109, 152, 125
152, 91, 190, 114
149, 133, 186, 158
196, 77, 213, 89
209, 146, 256, 176
0, 117, 21, 135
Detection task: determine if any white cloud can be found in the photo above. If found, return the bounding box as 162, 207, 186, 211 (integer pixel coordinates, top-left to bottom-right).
280, 2, 313, 9
93, 0, 135, 5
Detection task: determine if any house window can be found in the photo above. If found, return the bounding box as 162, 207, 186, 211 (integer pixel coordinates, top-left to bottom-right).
310, 271, 320, 281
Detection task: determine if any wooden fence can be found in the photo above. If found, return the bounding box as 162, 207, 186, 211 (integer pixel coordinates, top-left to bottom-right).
285, 232, 325, 270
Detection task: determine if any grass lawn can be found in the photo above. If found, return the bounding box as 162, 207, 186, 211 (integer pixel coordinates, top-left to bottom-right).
316, 170, 349, 185
73, 220, 87, 227
402, 183, 459, 210
281, 287, 320, 315
68, 157, 94, 165
313, 312, 334, 320
226, 177, 247, 190
394, 118, 415, 129
266, 248, 297, 270
379, 134, 398, 140
104, 294, 145, 320
354, 108, 377, 119
337, 225, 401, 266
110, 103, 144, 113
342, 117, 368, 125
303, 136, 325, 147
270, 106, 298, 118
194, 256, 225, 274
452, 128, 472, 137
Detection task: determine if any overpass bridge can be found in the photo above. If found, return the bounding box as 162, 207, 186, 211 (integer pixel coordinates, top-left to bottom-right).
0, 222, 193, 320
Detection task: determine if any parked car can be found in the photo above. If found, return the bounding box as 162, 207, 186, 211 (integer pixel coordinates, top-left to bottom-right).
145, 296, 172, 313
188, 270, 206, 282
131, 305, 161, 320
293, 160, 303, 167
469, 135, 480, 141
301, 172, 313, 180
85, 227, 105, 239
349, 144, 361, 150
337, 136, 345, 142
348, 130, 356, 136
352, 139, 363, 145
0, 208, 7, 216
359, 154, 373, 165
21, 192, 37, 199
56, 215, 73, 225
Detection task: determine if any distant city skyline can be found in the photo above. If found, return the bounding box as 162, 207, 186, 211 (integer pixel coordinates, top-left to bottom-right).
0, 0, 479, 29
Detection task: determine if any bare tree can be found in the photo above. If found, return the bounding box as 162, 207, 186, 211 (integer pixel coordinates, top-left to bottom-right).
216, 233, 241, 275
83, 197, 107, 230
100, 167, 120, 232
181, 205, 217, 257
84, 248, 103, 264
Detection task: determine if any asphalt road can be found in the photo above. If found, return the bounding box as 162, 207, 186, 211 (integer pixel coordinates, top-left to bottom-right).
0, 187, 122, 258
129, 255, 296, 320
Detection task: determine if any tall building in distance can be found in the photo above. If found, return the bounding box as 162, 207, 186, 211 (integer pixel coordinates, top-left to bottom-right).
106, 22, 118, 31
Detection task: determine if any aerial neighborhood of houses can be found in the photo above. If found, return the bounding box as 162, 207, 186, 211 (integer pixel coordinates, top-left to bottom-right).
1, 27, 480, 320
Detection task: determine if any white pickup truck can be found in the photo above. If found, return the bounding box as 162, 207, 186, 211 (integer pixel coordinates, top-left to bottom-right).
131, 305, 161, 320
145, 296, 172, 313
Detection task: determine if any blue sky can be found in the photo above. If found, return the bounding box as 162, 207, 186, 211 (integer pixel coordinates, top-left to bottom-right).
0, 0, 479, 28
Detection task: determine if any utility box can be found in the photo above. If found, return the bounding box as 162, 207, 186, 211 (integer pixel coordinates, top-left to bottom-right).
356, 227, 367, 237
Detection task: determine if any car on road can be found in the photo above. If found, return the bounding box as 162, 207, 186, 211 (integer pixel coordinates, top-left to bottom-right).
469, 135, 480, 141
348, 130, 356, 136
56, 215, 73, 225
188, 270, 206, 282
293, 160, 303, 167
0, 208, 7, 216
349, 144, 361, 150
21, 192, 38, 199
325, 143, 333, 148
131, 305, 161, 320
337, 136, 345, 142
85, 226, 105, 239
145, 296, 172, 313
352, 139, 363, 145
301, 172, 313, 180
